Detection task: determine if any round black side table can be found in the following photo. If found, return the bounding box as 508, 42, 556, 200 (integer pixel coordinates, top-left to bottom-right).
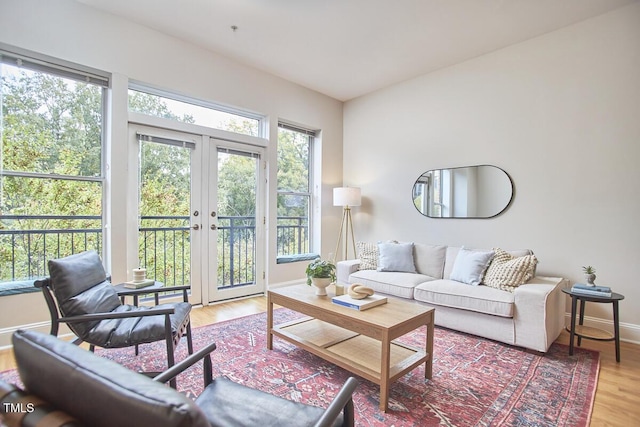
113, 281, 164, 306
562, 287, 624, 362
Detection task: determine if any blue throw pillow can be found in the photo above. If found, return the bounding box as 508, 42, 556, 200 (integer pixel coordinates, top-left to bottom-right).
377, 242, 416, 273
450, 248, 495, 286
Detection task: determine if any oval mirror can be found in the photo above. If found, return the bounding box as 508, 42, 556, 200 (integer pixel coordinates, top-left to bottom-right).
412, 165, 513, 218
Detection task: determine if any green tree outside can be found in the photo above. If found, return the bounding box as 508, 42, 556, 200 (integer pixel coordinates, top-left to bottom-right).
1, 66, 103, 280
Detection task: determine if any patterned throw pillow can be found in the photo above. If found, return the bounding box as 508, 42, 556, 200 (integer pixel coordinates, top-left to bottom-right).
483, 248, 538, 292
356, 241, 378, 270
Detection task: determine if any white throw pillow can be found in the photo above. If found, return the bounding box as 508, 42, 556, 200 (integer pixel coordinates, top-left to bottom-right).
450, 247, 495, 286
377, 242, 416, 273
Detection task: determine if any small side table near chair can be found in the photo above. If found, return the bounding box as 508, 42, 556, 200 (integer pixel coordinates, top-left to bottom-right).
113, 281, 167, 306
562, 287, 625, 362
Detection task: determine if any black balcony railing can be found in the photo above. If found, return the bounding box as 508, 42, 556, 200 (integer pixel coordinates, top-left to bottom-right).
138, 215, 257, 288
138, 216, 191, 288
0, 215, 102, 281
1, 214, 310, 290
216, 216, 256, 287
276, 216, 309, 255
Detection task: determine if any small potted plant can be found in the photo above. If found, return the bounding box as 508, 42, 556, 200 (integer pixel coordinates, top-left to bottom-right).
582, 266, 596, 286
306, 258, 336, 296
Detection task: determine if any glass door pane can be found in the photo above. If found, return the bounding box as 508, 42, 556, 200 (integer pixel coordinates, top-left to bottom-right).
136, 129, 201, 303
208, 142, 264, 301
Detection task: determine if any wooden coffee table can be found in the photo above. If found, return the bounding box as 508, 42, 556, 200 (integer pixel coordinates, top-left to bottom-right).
267, 284, 434, 412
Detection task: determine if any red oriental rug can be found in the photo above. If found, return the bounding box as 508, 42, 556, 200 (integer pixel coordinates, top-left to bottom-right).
1, 309, 599, 426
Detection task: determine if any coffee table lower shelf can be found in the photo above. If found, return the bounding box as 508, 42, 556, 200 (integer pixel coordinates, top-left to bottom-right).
272, 317, 429, 389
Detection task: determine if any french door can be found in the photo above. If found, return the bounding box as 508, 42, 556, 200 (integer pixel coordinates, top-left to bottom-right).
130, 125, 264, 305
206, 140, 264, 302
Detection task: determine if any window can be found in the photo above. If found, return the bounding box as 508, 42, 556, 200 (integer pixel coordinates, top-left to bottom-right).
0, 50, 108, 284
128, 86, 261, 137
276, 123, 315, 260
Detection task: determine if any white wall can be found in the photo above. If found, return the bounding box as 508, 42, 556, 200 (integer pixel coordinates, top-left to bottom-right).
0, 0, 344, 346
344, 3, 640, 337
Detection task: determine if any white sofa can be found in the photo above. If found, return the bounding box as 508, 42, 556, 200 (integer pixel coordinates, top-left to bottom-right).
336, 243, 566, 352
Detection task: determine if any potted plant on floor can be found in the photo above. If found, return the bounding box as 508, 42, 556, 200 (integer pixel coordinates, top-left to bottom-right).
306, 258, 336, 296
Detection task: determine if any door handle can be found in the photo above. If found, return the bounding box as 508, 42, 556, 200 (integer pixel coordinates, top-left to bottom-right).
191, 224, 200, 230
210, 224, 217, 230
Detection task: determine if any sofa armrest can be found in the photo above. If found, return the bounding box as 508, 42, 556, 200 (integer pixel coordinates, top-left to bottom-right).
513, 276, 568, 352
336, 260, 360, 285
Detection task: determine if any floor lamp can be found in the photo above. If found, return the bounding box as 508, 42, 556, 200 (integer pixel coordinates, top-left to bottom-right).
333, 187, 361, 263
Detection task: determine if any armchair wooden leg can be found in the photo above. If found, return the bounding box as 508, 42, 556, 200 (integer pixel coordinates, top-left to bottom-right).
186, 322, 193, 355
165, 315, 177, 389
166, 342, 176, 388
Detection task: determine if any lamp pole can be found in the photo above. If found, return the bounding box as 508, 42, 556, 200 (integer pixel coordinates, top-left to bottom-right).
333, 187, 361, 263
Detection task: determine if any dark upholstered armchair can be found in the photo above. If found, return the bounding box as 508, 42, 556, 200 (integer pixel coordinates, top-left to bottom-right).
34, 250, 193, 387
1, 330, 358, 427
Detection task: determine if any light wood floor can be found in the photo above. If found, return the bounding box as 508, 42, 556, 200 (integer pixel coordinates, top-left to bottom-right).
1, 296, 638, 426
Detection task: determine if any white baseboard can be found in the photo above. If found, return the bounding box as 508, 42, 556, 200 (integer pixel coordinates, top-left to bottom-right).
268, 279, 305, 289
564, 312, 640, 345
0, 321, 50, 350
0, 323, 76, 350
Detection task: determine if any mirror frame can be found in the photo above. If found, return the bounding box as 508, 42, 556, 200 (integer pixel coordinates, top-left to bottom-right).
412, 164, 514, 219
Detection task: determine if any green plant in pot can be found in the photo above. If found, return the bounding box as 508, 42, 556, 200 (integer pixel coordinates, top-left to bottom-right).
582, 265, 596, 285
306, 258, 336, 296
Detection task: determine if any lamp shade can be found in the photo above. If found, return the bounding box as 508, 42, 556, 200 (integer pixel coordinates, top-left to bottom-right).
333, 187, 361, 207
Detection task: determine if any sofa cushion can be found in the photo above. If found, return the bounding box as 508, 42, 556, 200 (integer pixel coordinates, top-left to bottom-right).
443, 246, 463, 279
483, 248, 538, 292
449, 248, 494, 286
377, 242, 416, 273
413, 244, 447, 279
356, 241, 378, 270
349, 270, 434, 299
414, 279, 515, 317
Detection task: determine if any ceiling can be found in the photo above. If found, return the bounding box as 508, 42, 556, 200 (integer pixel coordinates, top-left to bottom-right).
76, 0, 636, 101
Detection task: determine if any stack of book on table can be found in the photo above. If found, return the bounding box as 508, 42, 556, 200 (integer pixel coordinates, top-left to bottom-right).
571, 283, 612, 297
331, 294, 387, 311
124, 279, 155, 289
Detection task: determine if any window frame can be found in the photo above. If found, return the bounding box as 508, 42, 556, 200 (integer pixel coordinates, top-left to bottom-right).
128, 82, 265, 138
0, 46, 109, 283
276, 122, 317, 262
